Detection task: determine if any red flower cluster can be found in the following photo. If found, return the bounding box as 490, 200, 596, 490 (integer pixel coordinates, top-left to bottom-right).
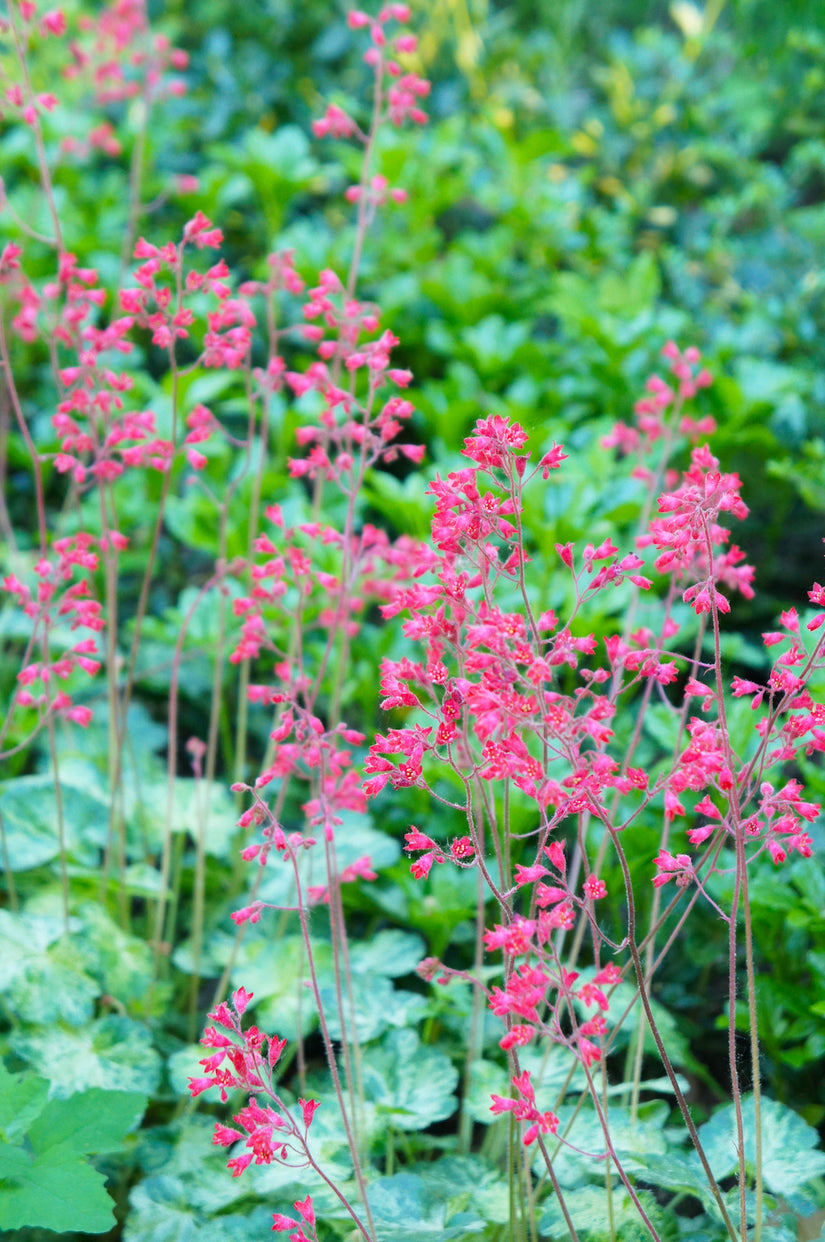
189, 988, 320, 1184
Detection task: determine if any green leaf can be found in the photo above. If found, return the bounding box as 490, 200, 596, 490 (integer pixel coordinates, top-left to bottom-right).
361, 1029, 458, 1131
415, 1155, 511, 1225
229, 934, 329, 1040
0, 1062, 49, 1144
697, 1094, 825, 1195
328, 811, 403, 870
135, 1118, 253, 1215
10, 1015, 161, 1098
0, 1064, 146, 1235
462, 1058, 509, 1126
5, 933, 100, 1026
540, 1184, 666, 1239
166, 1045, 205, 1099
317, 974, 399, 1043
461, 314, 532, 370
138, 777, 239, 860
0, 774, 109, 870
367, 1172, 487, 1239
543, 1101, 670, 1190
124, 1175, 217, 1241
350, 929, 426, 977
28, 1088, 147, 1157
76, 901, 156, 1004
634, 1151, 724, 1215
225, 927, 425, 1043
573, 969, 690, 1064
254, 813, 401, 909
602, 1101, 670, 1168
0, 909, 66, 989
0, 1158, 119, 1234
125, 1173, 288, 1241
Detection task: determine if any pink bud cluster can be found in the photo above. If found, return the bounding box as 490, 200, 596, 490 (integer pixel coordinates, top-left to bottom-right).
5, 224, 241, 483
2, 535, 106, 733
63, 0, 188, 107
2, 0, 187, 146
313, 4, 430, 207
601, 341, 715, 478
122, 216, 255, 373
189, 988, 320, 1190
362, 346, 825, 1145
642, 442, 754, 615
271, 1195, 318, 1241
490, 1070, 560, 1146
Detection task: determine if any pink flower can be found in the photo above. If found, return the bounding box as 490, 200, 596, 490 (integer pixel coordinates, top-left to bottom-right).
298, 1098, 320, 1128
410, 852, 434, 880
41, 9, 67, 35
450, 836, 474, 861
294, 1196, 315, 1227
544, 841, 566, 873
404, 826, 437, 851
232, 986, 253, 1015
499, 1024, 534, 1050
514, 862, 548, 886
271, 1214, 300, 1232
593, 964, 621, 987
227, 1152, 254, 1177
312, 103, 357, 139
652, 849, 693, 889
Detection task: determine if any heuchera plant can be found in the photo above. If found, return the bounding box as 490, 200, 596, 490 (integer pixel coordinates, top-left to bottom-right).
3, 0, 825, 1239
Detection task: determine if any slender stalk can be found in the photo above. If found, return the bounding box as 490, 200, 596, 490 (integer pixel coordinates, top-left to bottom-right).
602, 1058, 616, 1242
8, 3, 64, 253
0, 388, 19, 560
289, 850, 378, 1242
151, 581, 213, 975
523, 1141, 539, 1242
46, 713, 69, 933
534, 1132, 580, 1242
300, 1134, 374, 1242
187, 754, 208, 1044
233, 383, 269, 792
0, 808, 18, 912
507, 1114, 520, 1242
98, 513, 128, 923
609, 822, 739, 1240
458, 863, 487, 1154
703, 531, 755, 1242
0, 316, 47, 552
742, 867, 763, 1242
323, 841, 363, 1165
629, 619, 707, 1119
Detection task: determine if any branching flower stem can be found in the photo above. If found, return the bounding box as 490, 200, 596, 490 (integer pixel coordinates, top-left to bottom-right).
609, 820, 739, 1240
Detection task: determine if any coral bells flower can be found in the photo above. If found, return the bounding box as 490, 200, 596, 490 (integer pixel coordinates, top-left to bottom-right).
583, 875, 607, 900
272, 1194, 317, 1238
652, 849, 694, 889
538, 443, 568, 476
642, 445, 754, 615
463, 414, 529, 471
192, 994, 320, 1182
312, 103, 358, 139
41, 10, 68, 36
484, 917, 536, 957
490, 1070, 559, 1145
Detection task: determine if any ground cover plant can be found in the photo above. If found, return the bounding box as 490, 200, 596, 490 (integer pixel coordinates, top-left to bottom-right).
3, 1, 825, 1239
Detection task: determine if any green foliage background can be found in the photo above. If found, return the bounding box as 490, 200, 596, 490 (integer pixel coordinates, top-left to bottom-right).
4, 0, 825, 1239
